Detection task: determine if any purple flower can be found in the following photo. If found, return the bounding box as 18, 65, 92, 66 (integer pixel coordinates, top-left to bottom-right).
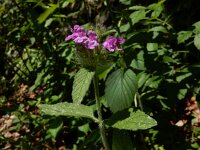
65, 25, 99, 49
83, 30, 99, 49
103, 36, 125, 52
65, 25, 87, 43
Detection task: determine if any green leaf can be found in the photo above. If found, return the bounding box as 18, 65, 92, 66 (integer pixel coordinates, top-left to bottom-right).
111, 109, 157, 131
194, 34, 200, 50
119, 0, 131, 5
144, 76, 161, 88
37, 4, 58, 24
137, 72, 150, 88
176, 72, 192, 82
177, 31, 193, 44
148, 0, 165, 17
96, 62, 114, 80
148, 26, 168, 33
38, 102, 96, 121
105, 69, 138, 113
112, 129, 134, 150
130, 10, 146, 25
130, 50, 146, 70
47, 117, 63, 139
151, 5, 163, 18
129, 5, 146, 10
177, 89, 187, 100
119, 23, 130, 33
146, 43, 158, 51
72, 68, 95, 103
193, 21, 200, 34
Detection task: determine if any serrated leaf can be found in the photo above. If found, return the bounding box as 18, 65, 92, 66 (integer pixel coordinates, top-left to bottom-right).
194, 34, 200, 50
72, 68, 95, 103
112, 129, 134, 150
111, 109, 157, 131
130, 10, 146, 25
37, 4, 58, 24
105, 69, 138, 113
38, 102, 96, 121
177, 31, 193, 44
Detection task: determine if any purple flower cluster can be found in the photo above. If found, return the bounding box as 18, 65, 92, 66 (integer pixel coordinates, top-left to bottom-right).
103, 36, 125, 52
65, 25, 99, 49
65, 25, 125, 52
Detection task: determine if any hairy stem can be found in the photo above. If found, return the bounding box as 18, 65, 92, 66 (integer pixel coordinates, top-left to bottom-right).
93, 74, 110, 150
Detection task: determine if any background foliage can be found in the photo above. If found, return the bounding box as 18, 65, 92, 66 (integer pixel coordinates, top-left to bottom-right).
1, 0, 200, 149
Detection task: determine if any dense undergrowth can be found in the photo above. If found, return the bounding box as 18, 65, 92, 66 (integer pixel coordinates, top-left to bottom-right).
1, 0, 200, 149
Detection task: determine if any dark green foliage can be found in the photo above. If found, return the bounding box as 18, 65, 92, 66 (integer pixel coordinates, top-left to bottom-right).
1, 0, 200, 149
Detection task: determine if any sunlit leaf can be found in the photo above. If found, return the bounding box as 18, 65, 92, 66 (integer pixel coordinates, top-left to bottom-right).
38, 102, 96, 121
72, 68, 95, 103
106, 109, 157, 130
146, 43, 158, 51
112, 110, 157, 130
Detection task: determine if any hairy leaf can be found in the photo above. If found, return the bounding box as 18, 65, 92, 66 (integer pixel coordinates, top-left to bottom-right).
38, 102, 96, 121
72, 68, 95, 103
105, 69, 138, 112
111, 109, 157, 131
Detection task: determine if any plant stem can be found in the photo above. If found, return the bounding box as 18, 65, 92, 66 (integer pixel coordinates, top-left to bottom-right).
93, 74, 110, 150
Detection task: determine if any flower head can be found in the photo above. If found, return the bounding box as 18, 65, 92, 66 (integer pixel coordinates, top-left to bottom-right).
65, 25, 87, 43
65, 25, 99, 49
103, 36, 125, 52
83, 30, 99, 49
